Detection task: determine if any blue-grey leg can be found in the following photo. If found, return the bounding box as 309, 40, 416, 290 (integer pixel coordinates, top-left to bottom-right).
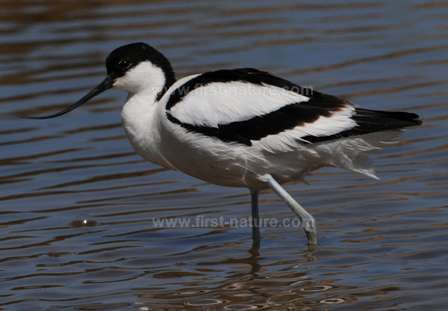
250, 190, 260, 252
262, 174, 317, 245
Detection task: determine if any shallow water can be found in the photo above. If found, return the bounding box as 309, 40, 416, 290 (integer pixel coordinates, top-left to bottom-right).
0, 1, 447, 310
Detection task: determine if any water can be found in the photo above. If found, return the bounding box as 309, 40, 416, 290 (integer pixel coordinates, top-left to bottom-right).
0, 1, 447, 309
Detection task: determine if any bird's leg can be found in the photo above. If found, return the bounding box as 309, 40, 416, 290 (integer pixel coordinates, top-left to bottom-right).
250, 190, 260, 253
251, 190, 260, 228
262, 174, 317, 245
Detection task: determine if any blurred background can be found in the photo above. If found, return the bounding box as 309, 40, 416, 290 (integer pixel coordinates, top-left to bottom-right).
0, 0, 447, 309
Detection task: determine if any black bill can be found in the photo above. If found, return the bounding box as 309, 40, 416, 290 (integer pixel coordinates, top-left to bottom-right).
25, 76, 114, 119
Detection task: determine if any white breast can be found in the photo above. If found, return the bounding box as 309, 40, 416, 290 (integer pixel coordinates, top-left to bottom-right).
121, 93, 172, 168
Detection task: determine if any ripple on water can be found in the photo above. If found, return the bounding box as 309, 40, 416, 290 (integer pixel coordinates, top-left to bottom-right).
0, 0, 447, 310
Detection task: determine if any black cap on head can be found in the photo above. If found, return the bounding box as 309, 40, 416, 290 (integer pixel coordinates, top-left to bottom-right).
106, 42, 175, 85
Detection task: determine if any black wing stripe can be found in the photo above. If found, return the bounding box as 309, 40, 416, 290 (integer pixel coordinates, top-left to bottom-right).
168, 106, 421, 146
166, 68, 313, 110
167, 100, 346, 146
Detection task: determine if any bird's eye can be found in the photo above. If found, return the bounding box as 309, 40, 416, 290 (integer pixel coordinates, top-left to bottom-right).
119, 60, 128, 66
108, 59, 133, 77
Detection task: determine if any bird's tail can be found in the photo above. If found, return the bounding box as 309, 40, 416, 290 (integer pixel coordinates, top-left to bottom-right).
311, 108, 421, 179
314, 130, 405, 179
352, 108, 422, 134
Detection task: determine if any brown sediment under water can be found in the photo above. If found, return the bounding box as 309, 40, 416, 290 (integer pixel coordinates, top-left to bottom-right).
0, 1, 447, 310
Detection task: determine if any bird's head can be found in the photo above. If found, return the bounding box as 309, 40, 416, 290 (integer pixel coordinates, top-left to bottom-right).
27, 42, 175, 119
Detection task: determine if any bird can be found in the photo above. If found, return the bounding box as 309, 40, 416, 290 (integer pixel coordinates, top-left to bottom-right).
27, 42, 422, 246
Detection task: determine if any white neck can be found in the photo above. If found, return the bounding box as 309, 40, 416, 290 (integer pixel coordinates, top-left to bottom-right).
118, 62, 173, 168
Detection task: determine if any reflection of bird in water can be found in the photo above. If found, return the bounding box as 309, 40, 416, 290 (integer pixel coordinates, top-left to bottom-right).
28, 42, 422, 246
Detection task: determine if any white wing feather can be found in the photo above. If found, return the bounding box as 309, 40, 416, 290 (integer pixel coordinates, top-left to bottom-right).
169, 81, 310, 127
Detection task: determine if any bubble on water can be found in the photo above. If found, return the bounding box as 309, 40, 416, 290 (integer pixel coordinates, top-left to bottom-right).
134, 302, 150, 310
289, 279, 310, 287
223, 282, 245, 290
300, 285, 332, 292
185, 299, 223, 307
320, 298, 345, 304
70, 219, 97, 227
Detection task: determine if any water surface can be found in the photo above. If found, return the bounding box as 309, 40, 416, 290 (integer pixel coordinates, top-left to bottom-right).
0, 1, 447, 310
